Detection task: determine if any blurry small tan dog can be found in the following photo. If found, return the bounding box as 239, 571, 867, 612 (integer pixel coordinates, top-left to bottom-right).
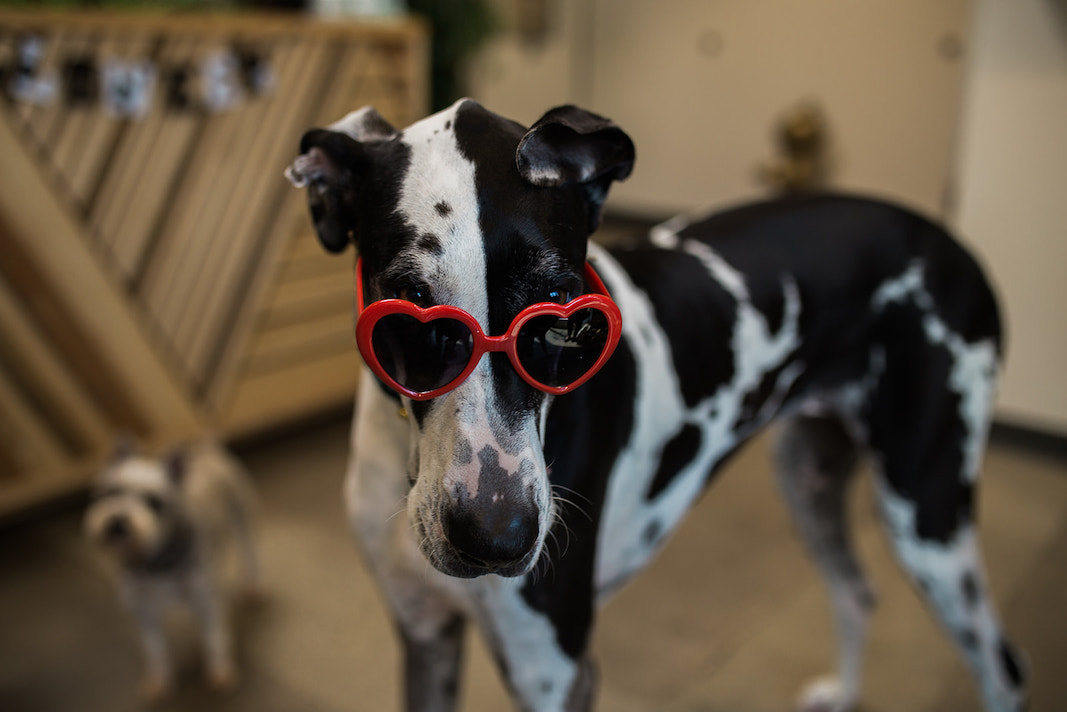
84, 438, 258, 701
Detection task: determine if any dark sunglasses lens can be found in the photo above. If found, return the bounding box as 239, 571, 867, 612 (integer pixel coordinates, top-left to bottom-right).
372, 315, 473, 394
517, 308, 610, 388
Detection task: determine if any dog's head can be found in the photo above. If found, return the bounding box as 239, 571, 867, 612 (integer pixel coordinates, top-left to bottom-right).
287, 100, 633, 578
84, 441, 192, 572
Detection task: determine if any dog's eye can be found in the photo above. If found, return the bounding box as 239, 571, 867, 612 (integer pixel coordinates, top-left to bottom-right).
394, 284, 432, 308
143, 494, 165, 514
546, 277, 581, 304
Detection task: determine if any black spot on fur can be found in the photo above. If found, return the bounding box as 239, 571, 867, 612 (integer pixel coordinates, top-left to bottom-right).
999, 639, 1025, 688
962, 571, 980, 608
541, 679, 553, 693
958, 628, 980, 650
478, 445, 508, 482
435, 201, 452, 217
454, 437, 473, 465
418, 232, 443, 256
916, 482, 974, 542
643, 519, 663, 546
916, 576, 932, 594
647, 424, 701, 499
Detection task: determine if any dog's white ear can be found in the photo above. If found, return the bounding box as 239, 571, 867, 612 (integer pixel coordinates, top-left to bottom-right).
327, 106, 398, 143
285, 107, 397, 254
516, 105, 635, 232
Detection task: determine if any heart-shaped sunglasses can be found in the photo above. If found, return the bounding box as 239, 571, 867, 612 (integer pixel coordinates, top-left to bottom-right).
355, 259, 623, 401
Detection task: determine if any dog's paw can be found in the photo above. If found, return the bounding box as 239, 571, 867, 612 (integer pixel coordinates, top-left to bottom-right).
206, 660, 240, 693
237, 581, 265, 606
797, 676, 855, 712
140, 673, 174, 704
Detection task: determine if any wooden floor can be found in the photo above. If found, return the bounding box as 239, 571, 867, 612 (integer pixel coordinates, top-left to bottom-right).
1, 411, 1065, 712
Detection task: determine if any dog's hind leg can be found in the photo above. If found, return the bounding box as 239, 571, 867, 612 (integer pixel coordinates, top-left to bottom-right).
873, 477, 1026, 712
861, 309, 1026, 711
774, 413, 874, 712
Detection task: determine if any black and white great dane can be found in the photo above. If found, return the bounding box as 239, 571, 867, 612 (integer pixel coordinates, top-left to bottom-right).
285, 99, 1026, 712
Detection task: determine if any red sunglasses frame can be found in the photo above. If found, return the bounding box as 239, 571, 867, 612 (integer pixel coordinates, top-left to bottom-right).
354, 258, 622, 401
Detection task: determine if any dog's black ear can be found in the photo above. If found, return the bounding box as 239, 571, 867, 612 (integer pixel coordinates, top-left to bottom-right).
516, 105, 635, 232
285, 106, 398, 253
109, 433, 137, 463
163, 447, 188, 487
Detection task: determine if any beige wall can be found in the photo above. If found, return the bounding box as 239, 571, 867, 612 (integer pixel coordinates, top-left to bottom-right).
953, 0, 1067, 434
469, 0, 971, 218
469, 0, 1067, 434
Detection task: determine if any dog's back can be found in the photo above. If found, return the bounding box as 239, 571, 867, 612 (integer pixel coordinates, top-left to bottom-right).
181, 439, 257, 550
619, 193, 1000, 394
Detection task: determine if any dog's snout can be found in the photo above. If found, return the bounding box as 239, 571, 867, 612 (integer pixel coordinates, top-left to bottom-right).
443, 500, 538, 572
105, 516, 130, 542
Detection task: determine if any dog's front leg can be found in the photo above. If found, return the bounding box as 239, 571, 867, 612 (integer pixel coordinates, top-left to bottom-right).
397, 612, 467, 712
121, 578, 174, 701
357, 512, 471, 712
346, 377, 471, 711
472, 578, 596, 712
186, 568, 237, 691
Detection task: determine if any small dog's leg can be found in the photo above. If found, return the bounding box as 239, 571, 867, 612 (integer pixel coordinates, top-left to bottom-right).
775, 414, 873, 712
228, 475, 261, 597
126, 589, 174, 701
188, 571, 238, 691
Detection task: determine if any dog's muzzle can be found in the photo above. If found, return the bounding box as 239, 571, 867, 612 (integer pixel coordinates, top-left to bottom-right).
103, 515, 131, 544
442, 497, 540, 577
415, 484, 544, 579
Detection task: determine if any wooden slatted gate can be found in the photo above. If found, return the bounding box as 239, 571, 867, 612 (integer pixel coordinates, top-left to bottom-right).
0, 10, 427, 517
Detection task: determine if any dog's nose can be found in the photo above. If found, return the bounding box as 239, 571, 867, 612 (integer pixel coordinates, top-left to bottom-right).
105, 517, 129, 542
444, 501, 538, 571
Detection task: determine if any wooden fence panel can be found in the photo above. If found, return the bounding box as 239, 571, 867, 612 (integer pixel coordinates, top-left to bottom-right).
0, 9, 427, 517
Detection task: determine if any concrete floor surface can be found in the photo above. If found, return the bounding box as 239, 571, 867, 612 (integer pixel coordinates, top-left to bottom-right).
1, 414, 1065, 711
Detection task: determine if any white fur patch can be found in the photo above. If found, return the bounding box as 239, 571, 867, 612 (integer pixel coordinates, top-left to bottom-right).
395, 100, 488, 325
102, 457, 169, 491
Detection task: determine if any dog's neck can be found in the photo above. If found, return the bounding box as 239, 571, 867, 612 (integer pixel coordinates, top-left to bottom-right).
130, 520, 195, 576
